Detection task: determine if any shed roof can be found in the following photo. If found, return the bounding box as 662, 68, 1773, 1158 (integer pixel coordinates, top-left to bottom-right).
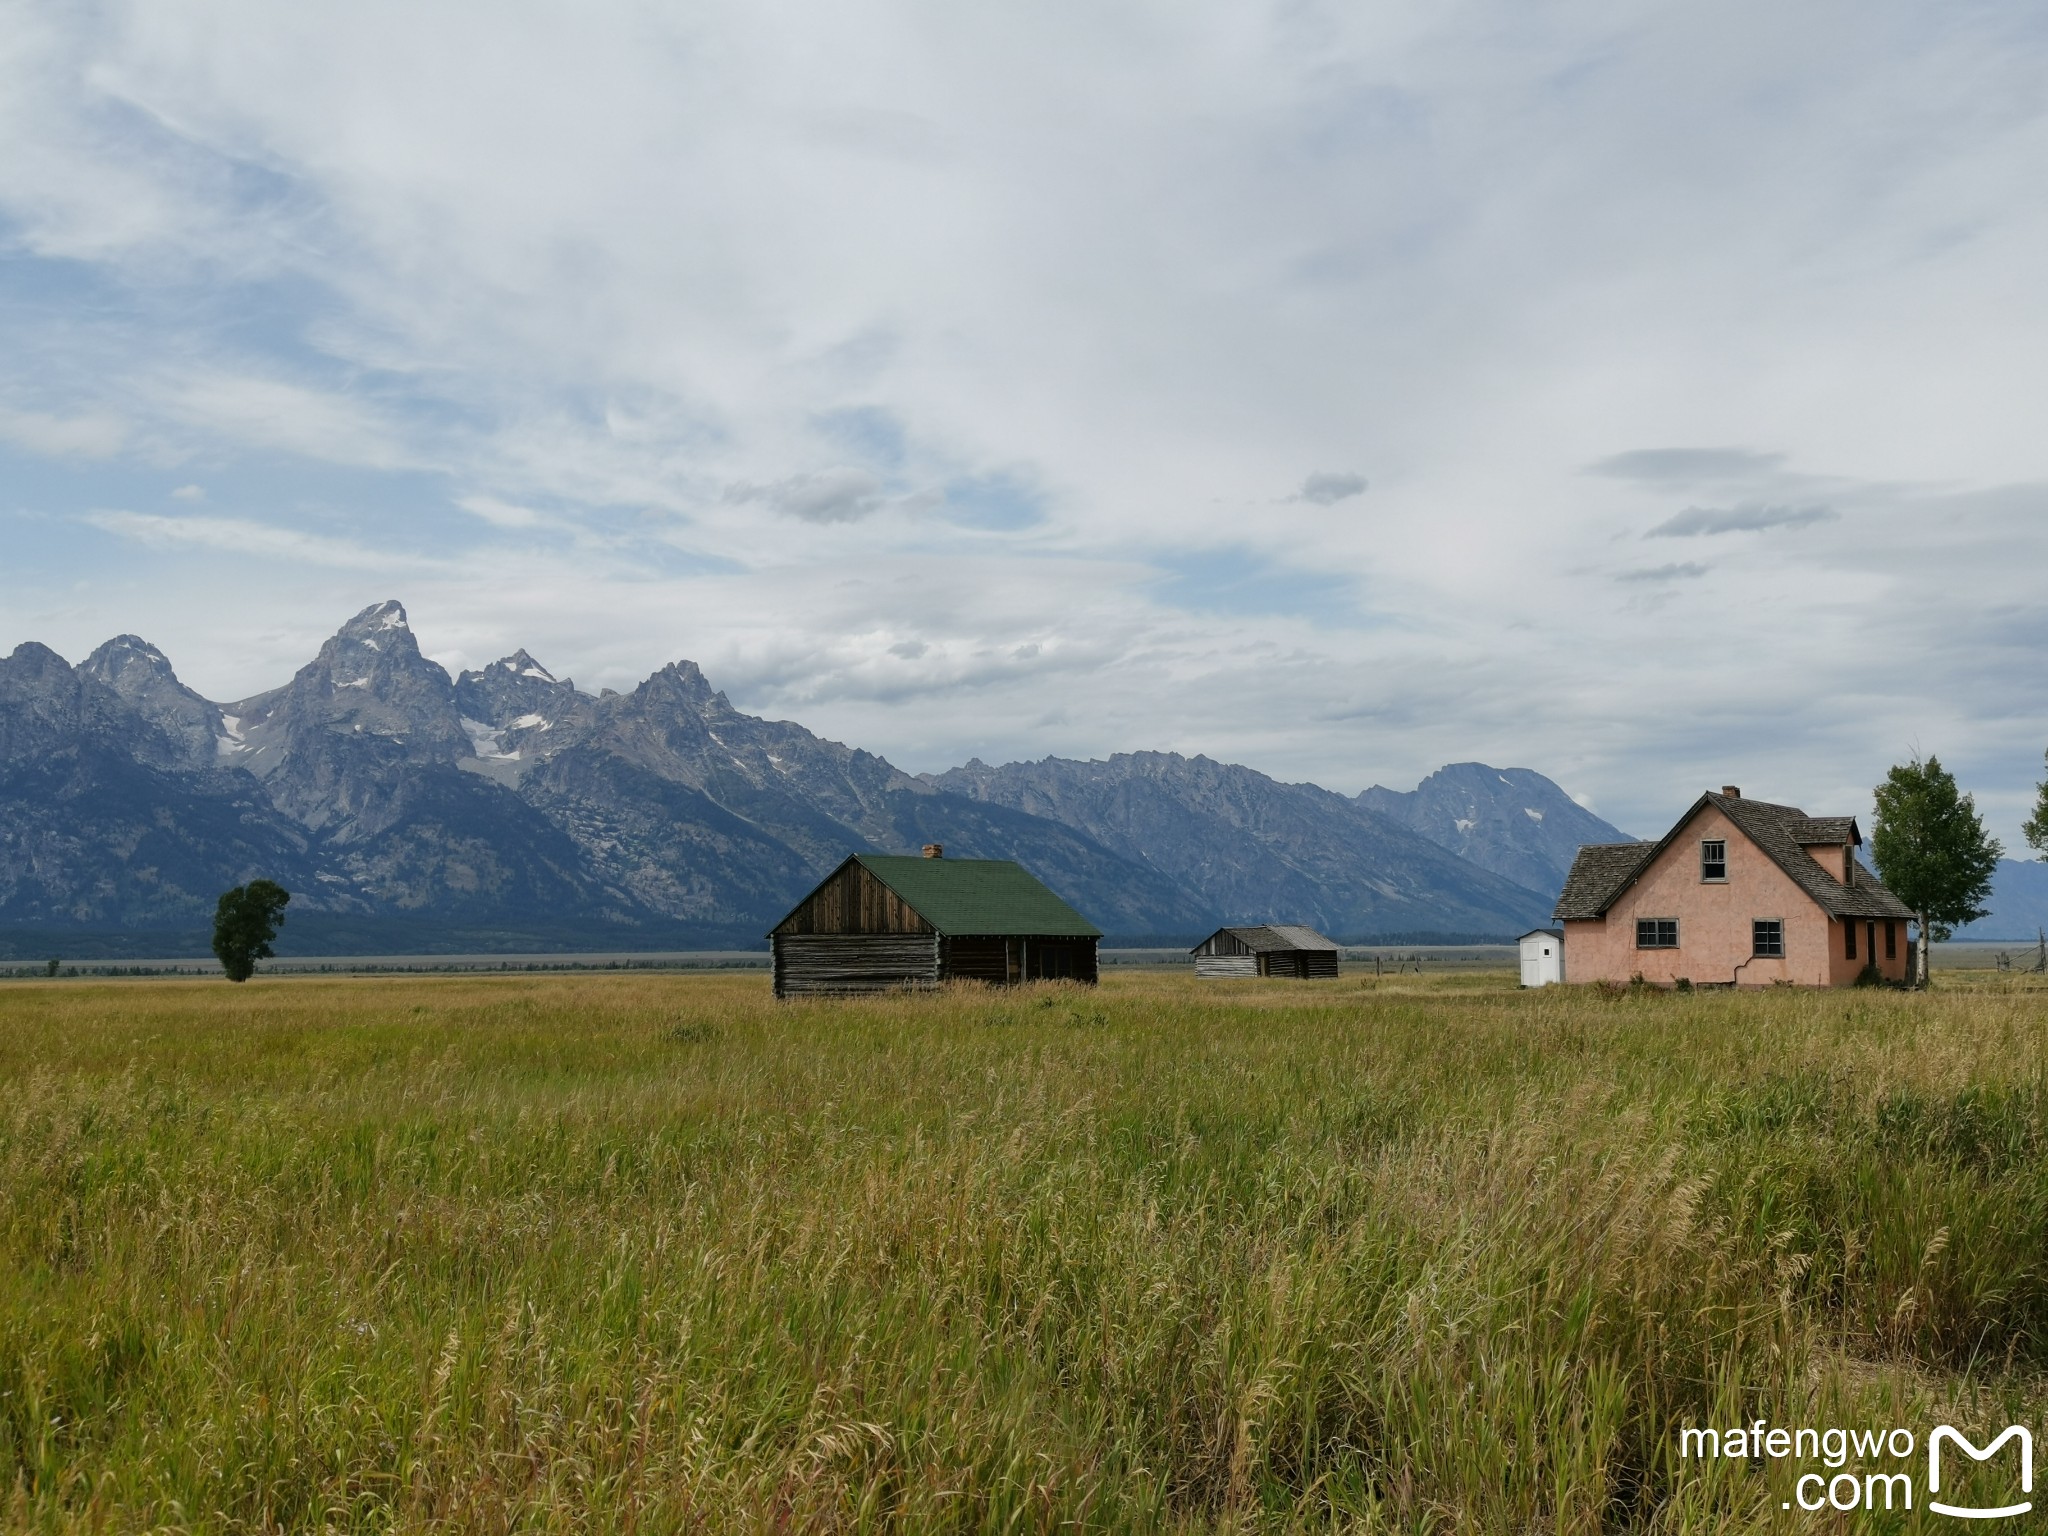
1519, 928, 1564, 942
853, 854, 1101, 938
1195, 924, 1338, 955
1555, 793, 1913, 923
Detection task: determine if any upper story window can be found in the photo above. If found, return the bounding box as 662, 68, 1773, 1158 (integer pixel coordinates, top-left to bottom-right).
1636, 918, 1679, 948
1752, 919, 1784, 957
1701, 839, 1727, 881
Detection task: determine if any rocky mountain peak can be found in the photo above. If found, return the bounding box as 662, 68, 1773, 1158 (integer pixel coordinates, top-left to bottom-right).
80, 634, 228, 772
495, 649, 557, 684
0, 642, 187, 770
339, 599, 411, 638
1358, 762, 1633, 900
80, 634, 175, 685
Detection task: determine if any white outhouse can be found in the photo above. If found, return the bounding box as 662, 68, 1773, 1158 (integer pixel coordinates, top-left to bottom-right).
1518, 928, 1564, 987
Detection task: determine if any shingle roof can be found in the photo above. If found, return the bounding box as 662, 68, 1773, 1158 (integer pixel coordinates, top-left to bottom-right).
1554, 793, 1913, 923
1714, 796, 1912, 919
1195, 924, 1339, 954
1788, 816, 1858, 845
855, 855, 1101, 938
1554, 844, 1655, 921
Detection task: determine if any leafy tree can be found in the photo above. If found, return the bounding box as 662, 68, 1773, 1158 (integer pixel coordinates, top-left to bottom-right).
2025, 750, 2048, 858
1871, 756, 2001, 986
212, 880, 291, 983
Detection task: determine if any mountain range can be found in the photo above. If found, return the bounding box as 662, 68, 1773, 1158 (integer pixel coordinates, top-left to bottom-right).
0, 600, 1630, 955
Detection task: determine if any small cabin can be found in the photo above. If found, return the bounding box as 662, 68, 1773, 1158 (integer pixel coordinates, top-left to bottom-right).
769, 845, 1101, 997
1191, 925, 1340, 979
1518, 928, 1564, 987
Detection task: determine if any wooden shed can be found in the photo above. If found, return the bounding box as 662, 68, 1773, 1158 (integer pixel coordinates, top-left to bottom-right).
770, 847, 1102, 998
1191, 925, 1341, 979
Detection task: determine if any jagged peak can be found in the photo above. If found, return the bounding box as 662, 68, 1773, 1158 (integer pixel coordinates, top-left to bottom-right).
641, 659, 715, 700
493, 649, 557, 683
337, 600, 411, 638
81, 634, 184, 687
89, 634, 171, 664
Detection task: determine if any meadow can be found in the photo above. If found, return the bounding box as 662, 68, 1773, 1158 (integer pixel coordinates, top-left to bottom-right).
5, 968, 2048, 1533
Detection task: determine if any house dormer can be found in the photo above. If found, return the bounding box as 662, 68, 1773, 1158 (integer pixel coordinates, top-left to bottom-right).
1792, 817, 1860, 885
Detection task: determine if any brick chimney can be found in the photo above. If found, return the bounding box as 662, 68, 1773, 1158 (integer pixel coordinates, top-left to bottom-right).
921, 843, 944, 859
1721, 785, 1741, 798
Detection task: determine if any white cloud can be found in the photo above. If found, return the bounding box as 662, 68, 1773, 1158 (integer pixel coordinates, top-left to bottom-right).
455, 494, 545, 529
0, 407, 128, 458
2, 2, 2048, 846
82, 509, 428, 571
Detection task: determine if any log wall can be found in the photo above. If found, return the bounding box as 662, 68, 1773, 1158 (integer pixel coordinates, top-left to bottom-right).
773, 933, 941, 996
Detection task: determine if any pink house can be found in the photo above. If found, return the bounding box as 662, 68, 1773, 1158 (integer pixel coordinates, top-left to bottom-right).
1556, 786, 1915, 987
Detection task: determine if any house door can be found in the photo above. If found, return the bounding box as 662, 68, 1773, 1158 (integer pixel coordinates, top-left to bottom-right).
1866, 923, 1876, 970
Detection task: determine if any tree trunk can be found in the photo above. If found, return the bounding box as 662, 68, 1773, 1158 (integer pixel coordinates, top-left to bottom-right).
1917, 912, 1930, 989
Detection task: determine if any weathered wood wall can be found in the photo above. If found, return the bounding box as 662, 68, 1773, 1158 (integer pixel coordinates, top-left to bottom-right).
774, 860, 934, 936
943, 937, 1014, 983
1195, 954, 1258, 979
1025, 941, 1098, 983
1194, 931, 1254, 957
1257, 952, 1340, 979
772, 933, 941, 996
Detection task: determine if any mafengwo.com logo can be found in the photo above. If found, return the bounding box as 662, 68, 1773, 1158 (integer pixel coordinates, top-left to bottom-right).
1679, 1419, 2033, 1518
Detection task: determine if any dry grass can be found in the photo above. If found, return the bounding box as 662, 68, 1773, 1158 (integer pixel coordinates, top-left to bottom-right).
4, 968, 2048, 1532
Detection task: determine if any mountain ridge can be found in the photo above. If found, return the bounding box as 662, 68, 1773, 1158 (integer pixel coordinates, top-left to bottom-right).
3, 600, 1618, 950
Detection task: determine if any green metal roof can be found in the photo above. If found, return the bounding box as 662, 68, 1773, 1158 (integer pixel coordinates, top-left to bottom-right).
855, 855, 1102, 938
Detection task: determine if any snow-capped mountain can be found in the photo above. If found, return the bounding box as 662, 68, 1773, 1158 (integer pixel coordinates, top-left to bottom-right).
1358, 762, 1635, 902
2, 599, 1609, 952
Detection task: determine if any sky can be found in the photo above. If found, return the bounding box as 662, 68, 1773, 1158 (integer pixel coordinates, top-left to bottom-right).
4, 0, 2048, 845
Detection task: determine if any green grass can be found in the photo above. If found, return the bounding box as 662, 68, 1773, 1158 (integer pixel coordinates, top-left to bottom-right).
5, 969, 2048, 1532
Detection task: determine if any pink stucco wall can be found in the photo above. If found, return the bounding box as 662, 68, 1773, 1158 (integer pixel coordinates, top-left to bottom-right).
1563, 804, 1910, 988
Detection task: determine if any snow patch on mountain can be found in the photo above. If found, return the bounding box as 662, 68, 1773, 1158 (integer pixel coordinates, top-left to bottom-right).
461, 717, 519, 761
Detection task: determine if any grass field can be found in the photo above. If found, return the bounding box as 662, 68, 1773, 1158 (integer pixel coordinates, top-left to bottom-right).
6, 969, 2048, 1532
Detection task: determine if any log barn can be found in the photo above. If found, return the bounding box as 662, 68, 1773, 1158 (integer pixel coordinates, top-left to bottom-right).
1191, 925, 1341, 979
770, 845, 1102, 998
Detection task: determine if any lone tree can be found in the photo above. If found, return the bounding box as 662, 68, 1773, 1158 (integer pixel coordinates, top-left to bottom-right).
212, 880, 291, 983
1870, 756, 2000, 987
2024, 750, 2048, 858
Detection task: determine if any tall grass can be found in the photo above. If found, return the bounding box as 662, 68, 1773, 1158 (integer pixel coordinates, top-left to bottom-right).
3, 970, 2048, 1531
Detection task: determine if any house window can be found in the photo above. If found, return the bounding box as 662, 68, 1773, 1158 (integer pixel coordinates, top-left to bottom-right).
1701, 839, 1727, 881
1752, 919, 1784, 958
1845, 922, 1857, 961
1884, 921, 1896, 960
1636, 918, 1679, 948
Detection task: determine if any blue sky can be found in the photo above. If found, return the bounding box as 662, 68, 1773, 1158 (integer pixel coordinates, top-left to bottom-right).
4, 0, 2048, 845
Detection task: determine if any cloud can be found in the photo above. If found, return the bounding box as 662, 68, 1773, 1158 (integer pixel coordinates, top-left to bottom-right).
1614, 562, 1708, 583
1647, 503, 1837, 537
1152, 545, 1365, 625
457, 494, 546, 529
7, 2, 2048, 852
1292, 471, 1368, 505
0, 407, 128, 458
82, 510, 425, 571
1587, 449, 1786, 484
943, 469, 1046, 530
725, 468, 885, 524
169, 483, 205, 501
